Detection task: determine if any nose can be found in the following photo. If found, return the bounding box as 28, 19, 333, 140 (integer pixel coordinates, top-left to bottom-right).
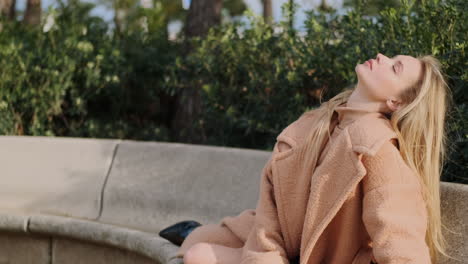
375, 53, 387, 64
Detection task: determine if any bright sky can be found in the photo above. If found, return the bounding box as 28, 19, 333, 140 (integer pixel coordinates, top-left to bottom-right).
16, 0, 349, 34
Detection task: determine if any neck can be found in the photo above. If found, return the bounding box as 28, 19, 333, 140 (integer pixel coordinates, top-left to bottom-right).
334, 89, 388, 128
348, 86, 390, 114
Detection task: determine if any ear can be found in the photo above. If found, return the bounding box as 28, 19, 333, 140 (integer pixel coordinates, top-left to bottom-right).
386, 98, 402, 112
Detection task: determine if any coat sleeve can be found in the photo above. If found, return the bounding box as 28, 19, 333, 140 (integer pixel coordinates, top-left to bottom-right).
361, 140, 432, 264
239, 138, 292, 264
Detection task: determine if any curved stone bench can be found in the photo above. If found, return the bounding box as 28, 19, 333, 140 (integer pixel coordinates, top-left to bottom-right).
0, 135, 466, 264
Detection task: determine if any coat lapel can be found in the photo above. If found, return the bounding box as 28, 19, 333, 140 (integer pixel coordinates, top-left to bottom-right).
272, 112, 396, 264
271, 126, 368, 263
298, 128, 368, 263
270, 110, 398, 263
268, 118, 336, 258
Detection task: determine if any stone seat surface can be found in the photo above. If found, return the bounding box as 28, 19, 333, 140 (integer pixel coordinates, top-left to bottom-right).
0, 135, 466, 264
0, 135, 118, 219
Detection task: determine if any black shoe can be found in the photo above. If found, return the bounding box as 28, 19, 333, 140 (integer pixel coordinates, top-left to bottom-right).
158, 220, 202, 246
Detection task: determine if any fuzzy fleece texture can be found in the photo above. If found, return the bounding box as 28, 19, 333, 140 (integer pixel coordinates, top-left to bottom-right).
176, 103, 431, 264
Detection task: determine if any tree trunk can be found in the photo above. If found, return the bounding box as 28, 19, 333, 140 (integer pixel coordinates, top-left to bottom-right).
262, 0, 272, 24
23, 0, 40, 25
113, 8, 124, 36
319, 0, 333, 12
170, 0, 222, 144
0, 0, 16, 20
184, 0, 222, 39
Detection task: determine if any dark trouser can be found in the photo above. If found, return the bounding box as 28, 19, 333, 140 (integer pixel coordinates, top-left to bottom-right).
290, 256, 300, 264
289, 256, 377, 264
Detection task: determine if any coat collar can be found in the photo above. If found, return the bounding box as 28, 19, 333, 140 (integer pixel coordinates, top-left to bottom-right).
334, 102, 385, 129
271, 106, 398, 262
276, 104, 396, 157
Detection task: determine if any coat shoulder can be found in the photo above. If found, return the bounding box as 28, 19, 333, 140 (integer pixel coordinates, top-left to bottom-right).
275, 108, 323, 148
347, 114, 398, 156
275, 109, 399, 157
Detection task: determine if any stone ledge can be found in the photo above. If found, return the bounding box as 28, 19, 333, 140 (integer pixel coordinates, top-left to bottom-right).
0, 136, 466, 264
0, 213, 181, 263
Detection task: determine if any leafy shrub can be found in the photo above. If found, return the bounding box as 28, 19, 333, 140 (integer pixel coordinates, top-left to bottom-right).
0, 0, 465, 183
0, 0, 177, 140
176, 0, 467, 182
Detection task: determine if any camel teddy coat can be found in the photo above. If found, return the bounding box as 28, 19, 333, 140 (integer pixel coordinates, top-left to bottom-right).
176, 103, 431, 264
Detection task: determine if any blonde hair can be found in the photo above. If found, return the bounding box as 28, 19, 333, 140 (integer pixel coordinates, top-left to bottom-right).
295, 55, 456, 263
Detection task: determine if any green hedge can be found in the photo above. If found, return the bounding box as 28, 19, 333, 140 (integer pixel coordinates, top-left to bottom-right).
179, 0, 466, 183
0, 0, 178, 140
0, 0, 466, 183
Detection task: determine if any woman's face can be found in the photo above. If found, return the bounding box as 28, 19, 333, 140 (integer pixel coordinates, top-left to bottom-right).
355, 53, 423, 104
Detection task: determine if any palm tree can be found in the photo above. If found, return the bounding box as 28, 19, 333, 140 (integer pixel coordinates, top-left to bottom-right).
23, 0, 41, 25
262, 0, 272, 24
318, 0, 334, 12
0, 0, 15, 20
171, 0, 223, 143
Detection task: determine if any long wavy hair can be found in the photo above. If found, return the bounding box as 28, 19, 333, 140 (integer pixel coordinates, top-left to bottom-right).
295, 55, 456, 263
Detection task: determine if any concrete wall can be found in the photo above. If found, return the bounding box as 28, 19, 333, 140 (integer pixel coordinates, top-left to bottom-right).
0, 231, 157, 264
0, 136, 466, 263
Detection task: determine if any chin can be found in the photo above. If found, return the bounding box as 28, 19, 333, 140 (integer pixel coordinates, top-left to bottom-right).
355, 64, 367, 80
356, 61, 369, 70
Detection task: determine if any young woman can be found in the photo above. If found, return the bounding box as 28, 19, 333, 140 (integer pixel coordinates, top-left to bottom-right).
161, 53, 453, 264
